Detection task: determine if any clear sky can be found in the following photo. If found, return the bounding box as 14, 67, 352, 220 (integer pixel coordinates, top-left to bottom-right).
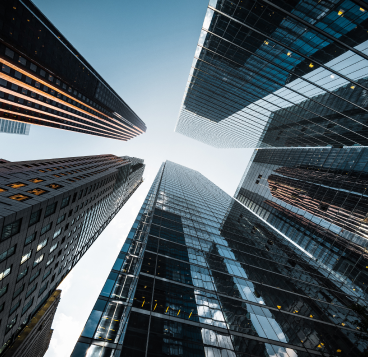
0, 1, 253, 355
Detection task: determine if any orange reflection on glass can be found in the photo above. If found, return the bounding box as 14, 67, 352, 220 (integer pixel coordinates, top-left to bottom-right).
9, 194, 31, 201
27, 188, 47, 196
29, 178, 44, 183
7, 182, 27, 188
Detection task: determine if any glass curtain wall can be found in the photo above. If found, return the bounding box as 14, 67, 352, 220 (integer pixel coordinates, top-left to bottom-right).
72, 161, 368, 357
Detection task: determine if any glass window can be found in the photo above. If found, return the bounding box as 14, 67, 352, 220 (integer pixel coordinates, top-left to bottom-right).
46, 257, 54, 266
17, 268, 28, 282
0, 284, 8, 298
50, 243, 58, 253
42, 269, 51, 281
38, 281, 48, 296
1, 219, 22, 241
25, 233, 36, 246
33, 254, 44, 267
61, 196, 70, 209
56, 214, 66, 225
0, 245, 15, 263
37, 238, 47, 251
9, 300, 20, 315
53, 228, 62, 239
21, 297, 34, 316
45, 202, 57, 218
29, 270, 40, 283
21, 251, 32, 265
40, 223, 52, 235
29, 210, 41, 226
25, 284, 37, 298
12, 284, 24, 299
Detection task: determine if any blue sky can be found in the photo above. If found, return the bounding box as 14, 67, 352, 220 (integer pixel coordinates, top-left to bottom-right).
0, 0, 253, 355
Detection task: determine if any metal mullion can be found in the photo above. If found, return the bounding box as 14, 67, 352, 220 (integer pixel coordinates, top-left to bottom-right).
207, 6, 368, 103
190, 62, 353, 145
201, 28, 368, 133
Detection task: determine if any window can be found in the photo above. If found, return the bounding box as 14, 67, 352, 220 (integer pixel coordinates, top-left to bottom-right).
50, 242, 58, 253
10, 195, 30, 203
21, 251, 32, 265
56, 214, 66, 225
7, 182, 27, 189
21, 297, 34, 316
255, 180, 260, 184
46, 257, 54, 266
61, 196, 70, 208
25, 233, 36, 246
9, 300, 20, 315
5, 316, 17, 334
42, 269, 51, 281
37, 238, 48, 251
30, 270, 40, 283
33, 254, 44, 267
47, 183, 63, 190
0, 284, 8, 298
29, 209, 41, 226
53, 228, 62, 239
27, 188, 48, 196
41, 223, 52, 235
25, 284, 37, 298
38, 282, 48, 296
17, 268, 28, 282
0, 245, 15, 263
1, 219, 22, 241
29, 178, 44, 183
45, 202, 57, 217
13, 284, 24, 299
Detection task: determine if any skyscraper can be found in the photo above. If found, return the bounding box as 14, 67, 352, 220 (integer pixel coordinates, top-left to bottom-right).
0, 119, 30, 136
175, 0, 368, 148
236, 146, 368, 293
0, 0, 146, 140
72, 161, 367, 357
0, 154, 144, 354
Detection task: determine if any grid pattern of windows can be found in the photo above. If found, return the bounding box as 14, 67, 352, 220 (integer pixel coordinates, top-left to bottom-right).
175, 0, 368, 148
73, 161, 368, 357
236, 146, 368, 296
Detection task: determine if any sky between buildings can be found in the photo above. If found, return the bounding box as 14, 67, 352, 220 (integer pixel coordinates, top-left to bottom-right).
0, 0, 253, 356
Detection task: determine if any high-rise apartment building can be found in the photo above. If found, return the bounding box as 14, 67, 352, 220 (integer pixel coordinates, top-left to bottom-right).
0, 154, 144, 354
72, 161, 367, 357
175, 0, 368, 148
236, 146, 368, 295
0, 119, 30, 135
0, 0, 146, 140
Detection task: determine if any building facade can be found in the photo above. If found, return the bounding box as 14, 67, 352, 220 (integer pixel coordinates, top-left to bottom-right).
0, 154, 144, 354
175, 0, 368, 148
0, 119, 29, 135
236, 146, 368, 296
72, 161, 367, 357
0, 0, 146, 140
4, 289, 61, 357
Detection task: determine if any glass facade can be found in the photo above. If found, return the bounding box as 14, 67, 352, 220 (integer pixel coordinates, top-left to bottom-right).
0, 0, 146, 140
236, 146, 368, 301
0, 118, 30, 135
73, 161, 368, 357
175, 0, 368, 148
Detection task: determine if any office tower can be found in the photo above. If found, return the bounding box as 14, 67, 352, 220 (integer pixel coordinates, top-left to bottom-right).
73, 161, 367, 357
0, 154, 144, 354
175, 0, 368, 148
4, 290, 61, 357
236, 146, 368, 293
0, 0, 146, 141
0, 119, 30, 135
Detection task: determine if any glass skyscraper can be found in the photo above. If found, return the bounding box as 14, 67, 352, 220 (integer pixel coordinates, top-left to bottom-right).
0, 119, 30, 135
236, 146, 368, 299
0, 0, 146, 141
72, 161, 368, 357
0, 154, 144, 355
175, 0, 368, 148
